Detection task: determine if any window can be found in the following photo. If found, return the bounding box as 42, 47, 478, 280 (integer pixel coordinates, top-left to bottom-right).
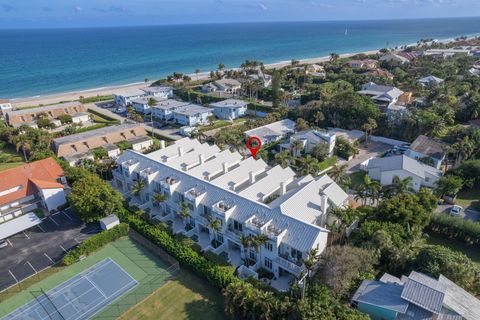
265, 257, 272, 270
249, 250, 256, 261
216, 233, 224, 243
291, 248, 302, 261
233, 220, 243, 232
265, 242, 273, 252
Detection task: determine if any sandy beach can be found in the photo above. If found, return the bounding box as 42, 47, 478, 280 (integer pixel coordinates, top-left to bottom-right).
9, 49, 380, 108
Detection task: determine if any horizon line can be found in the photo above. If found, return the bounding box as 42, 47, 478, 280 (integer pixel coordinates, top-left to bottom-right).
1, 15, 480, 31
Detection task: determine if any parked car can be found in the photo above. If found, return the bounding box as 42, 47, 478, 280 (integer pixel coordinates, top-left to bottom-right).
0, 240, 8, 248
450, 205, 463, 216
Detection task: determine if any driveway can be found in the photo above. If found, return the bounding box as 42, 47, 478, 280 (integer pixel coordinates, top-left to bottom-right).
0, 209, 99, 292
435, 205, 480, 222
346, 141, 391, 172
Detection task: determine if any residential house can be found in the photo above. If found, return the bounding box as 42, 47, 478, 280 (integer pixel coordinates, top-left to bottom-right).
112, 138, 349, 290
132, 96, 163, 115
173, 105, 213, 126
113, 88, 147, 107
0, 158, 67, 238
358, 82, 404, 110
327, 128, 364, 144
143, 86, 173, 99
52, 123, 149, 164
248, 70, 272, 88
245, 119, 296, 144
379, 53, 410, 65
423, 48, 472, 59
347, 59, 378, 70
210, 99, 248, 120
368, 69, 394, 80
352, 271, 480, 320
72, 112, 90, 124
5, 102, 86, 127
366, 155, 442, 191
151, 99, 190, 122
405, 135, 449, 169
202, 78, 242, 95
418, 75, 444, 87
0, 100, 12, 116
469, 64, 480, 76
280, 130, 336, 157
306, 64, 326, 78
129, 136, 154, 152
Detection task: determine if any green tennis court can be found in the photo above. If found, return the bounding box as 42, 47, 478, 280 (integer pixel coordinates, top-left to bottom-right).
0, 237, 178, 320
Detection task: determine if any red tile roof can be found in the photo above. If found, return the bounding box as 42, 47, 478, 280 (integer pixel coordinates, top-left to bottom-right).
0, 158, 65, 207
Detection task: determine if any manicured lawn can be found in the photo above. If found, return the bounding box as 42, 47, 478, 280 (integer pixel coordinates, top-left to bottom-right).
455, 188, 480, 210
198, 120, 231, 133
349, 171, 367, 189
119, 269, 226, 320
426, 233, 480, 267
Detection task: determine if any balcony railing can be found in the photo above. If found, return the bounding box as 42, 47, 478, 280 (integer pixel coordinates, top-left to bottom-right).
275, 256, 304, 275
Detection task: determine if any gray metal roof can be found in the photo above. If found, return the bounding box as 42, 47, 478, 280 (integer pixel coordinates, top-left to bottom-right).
367, 155, 442, 179
352, 280, 409, 314
152, 99, 190, 110
128, 136, 152, 145
53, 123, 142, 145
6, 101, 83, 116
210, 99, 248, 109
439, 275, 480, 320
173, 104, 213, 116
401, 271, 446, 314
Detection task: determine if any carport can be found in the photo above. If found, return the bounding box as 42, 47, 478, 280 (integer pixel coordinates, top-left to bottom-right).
0, 212, 41, 240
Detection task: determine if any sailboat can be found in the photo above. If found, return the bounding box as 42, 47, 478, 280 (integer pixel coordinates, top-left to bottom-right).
344, 27, 348, 36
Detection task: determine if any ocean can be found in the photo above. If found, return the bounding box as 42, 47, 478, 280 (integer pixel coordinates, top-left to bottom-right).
1, 17, 480, 99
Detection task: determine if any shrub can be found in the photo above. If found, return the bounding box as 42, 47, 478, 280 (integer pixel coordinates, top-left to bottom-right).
62, 223, 129, 265
58, 114, 72, 124
334, 137, 357, 160
427, 214, 480, 245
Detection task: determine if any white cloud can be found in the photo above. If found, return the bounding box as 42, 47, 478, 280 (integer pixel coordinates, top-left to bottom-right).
259, 3, 268, 10
74, 6, 83, 12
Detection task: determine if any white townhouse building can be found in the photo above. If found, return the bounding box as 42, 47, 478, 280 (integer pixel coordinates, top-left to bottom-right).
202, 78, 242, 95
173, 105, 213, 126
113, 86, 173, 107
280, 130, 336, 157
151, 100, 190, 121
112, 138, 348, 289
210, 99, 248, 120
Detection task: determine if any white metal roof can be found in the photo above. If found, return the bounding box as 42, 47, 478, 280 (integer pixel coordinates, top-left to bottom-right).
239, 165, 295, 202
0, 212, 42, 239
211, 157, 268, 191
186, 149, 242, 180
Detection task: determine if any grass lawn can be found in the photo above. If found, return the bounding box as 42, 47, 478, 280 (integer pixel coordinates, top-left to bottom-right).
0, 162, 24, 171
198, 120, 231, 133
0, 141, 25, 171
426, 233, 480, 267
349, 171, 367, 189
455, 188, 480, 210
119, 269, 226, 320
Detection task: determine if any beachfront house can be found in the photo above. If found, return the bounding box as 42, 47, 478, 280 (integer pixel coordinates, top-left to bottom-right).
423, 48, 472, 59
131, 96, 165, 115
347, 59, 378, 70
4, 101, 87, 128
210, 99, 248, 120
112, 137, 349, 290
245, 119, 296, 144
405, 135, 449, 170
0, 158, 67, 227
352, 271, 480, 320
202, 78, 242, 96
52, 123, 150, 165
379, 53, 410, 65
366, 155, 442, 191
113, 88, 147, 107
248, 70, 272, 88
151, 100, 190, 122
368, 69, 394, 80
0, 100, 12, 116
358, 82, 404, 110
143, 86, 173, 99
280, 130, 336, 157
418, 75, 444, 87
173, 105, 213, 126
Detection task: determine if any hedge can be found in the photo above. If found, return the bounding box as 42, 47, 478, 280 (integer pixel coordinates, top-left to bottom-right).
87, 108, 120, 123
118, 210, 240, 289
427, 214, 480, 245
62, 223, 129, 265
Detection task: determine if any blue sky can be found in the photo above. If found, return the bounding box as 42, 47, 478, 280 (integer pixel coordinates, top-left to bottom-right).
1, 0, 479, 28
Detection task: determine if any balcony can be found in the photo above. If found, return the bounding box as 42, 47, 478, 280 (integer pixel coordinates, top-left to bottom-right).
225, 227, 242, 241
185, 187, 205, 202
275, 255, 304, 275
160, 176, 178, 193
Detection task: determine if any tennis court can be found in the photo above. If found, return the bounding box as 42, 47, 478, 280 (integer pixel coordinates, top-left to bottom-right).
2, 258, 138, 320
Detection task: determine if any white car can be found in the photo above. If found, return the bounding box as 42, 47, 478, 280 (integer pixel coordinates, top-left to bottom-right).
450, 205, 463, 216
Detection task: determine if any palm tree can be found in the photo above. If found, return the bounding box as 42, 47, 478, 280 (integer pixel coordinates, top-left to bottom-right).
314, 111, 325, 127
144, 78, 149, 86
153, 192, 167, 207
240, 235, 253, 266
147, 97, 157, 135
296, 155, 320, 176
291, 139, 304, 157
355, 174, 382, 205
13, 134, 30, 162
329, 163, 348, 183
218, 63, 225, 72
275, 150, 293, 168
179, 202, 191, 222
362, 117, 377, 145
195, 68, 201, 81
252, 234, 268, 253
383, 176, 414, 197
132, 179, 145, 196
207, 217, 222, 242
302, 248, 320, 299
329, 52, 340, 63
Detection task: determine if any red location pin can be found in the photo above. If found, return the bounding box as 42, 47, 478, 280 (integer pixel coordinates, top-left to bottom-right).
246, 136, 262, 159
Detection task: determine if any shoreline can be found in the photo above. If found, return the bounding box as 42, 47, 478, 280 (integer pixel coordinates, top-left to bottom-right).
7, 33, 477, 108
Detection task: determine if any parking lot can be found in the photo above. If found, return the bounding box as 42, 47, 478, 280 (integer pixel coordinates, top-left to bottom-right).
0, 209, 99, 292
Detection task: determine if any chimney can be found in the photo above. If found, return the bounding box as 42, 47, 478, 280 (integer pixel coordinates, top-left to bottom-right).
222, 162, 229, 173
280, 182, 287, 196
249, 171, 255, 184
178, 147, 184, 157
160, 140, 166, 149
199, 154, 205, 164
321, 195, 329, 214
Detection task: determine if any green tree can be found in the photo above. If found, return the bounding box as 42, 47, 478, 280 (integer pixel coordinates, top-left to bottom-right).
132, 179, 145, 196
311, 143, 329, 161
291, 139, 305, 156
58, 114, 72, 124
382, 176, 415, 197
179, 202, 191, 222
435, 175, 463, 198
68, 174, 123, 222
275, 150, 294, 168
